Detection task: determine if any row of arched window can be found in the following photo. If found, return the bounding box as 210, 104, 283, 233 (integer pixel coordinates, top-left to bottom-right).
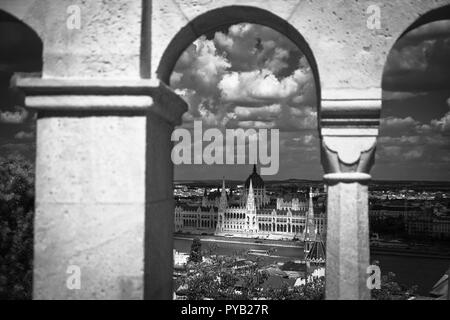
258, 223, 305, 233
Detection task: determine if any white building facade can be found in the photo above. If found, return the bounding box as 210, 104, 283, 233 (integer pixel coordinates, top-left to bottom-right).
175, 166, 326, 240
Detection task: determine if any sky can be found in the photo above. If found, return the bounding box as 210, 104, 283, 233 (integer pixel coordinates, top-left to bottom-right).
170, 22, 450, 181
0, 20, 449, 182
375, 20, 450, 181
170, 23, 319, 181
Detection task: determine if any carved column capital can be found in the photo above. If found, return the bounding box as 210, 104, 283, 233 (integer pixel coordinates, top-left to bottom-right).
320, 88, 381, 181
15, 77, 188, 126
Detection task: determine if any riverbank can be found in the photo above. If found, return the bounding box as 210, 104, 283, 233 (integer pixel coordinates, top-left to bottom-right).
174, 236, 450, 296
174, 233, 450, 258
174, 233, 303, 248
371, 247, 450, 259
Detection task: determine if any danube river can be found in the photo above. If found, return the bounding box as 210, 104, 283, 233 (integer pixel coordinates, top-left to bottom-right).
174, 236, 450, 295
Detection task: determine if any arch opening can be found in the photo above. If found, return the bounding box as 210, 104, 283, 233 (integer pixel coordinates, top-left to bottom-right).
165, 6, 326, 300
157, 6, 321, 104
375, 5, 450, 296
0, 9, 43, 300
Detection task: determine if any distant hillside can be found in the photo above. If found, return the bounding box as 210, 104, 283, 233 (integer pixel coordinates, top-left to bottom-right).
174, 179, 450, 190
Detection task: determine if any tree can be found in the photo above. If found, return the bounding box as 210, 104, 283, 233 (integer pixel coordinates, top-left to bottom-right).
264, 277, 325, 300
0, 154, 35, 300
189, 237, 202, 263
371, 272, 418, 300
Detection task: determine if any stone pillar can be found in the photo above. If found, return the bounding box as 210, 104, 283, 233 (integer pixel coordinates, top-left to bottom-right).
320, 89, 381, 300
16, 78, 186, 299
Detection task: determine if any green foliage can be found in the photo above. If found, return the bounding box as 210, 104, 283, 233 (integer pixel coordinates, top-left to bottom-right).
0, 154, 34, 300
264, 277, 325, 300
189, 237, 203, 263
180, 256, 268, 300
178, 254, 419, 300
178, 254, 326, 300
371, 272, 418, 300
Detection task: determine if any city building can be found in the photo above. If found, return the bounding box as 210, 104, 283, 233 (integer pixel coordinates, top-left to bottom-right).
174, 205, 218, 234
175, 166, 326, 240
406, 215, 450, 240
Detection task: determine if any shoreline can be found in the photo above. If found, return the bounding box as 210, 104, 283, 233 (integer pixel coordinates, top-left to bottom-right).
174, 234, 450, 259
371, 247, 450, 260
173, 234, 303, 248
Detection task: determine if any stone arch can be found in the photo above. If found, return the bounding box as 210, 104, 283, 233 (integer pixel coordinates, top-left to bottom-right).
381, 4, 450, 90
0, 10, 42, 73
156, 5, 321, 106
377, 3, 450, 176
400, 4, 450, 38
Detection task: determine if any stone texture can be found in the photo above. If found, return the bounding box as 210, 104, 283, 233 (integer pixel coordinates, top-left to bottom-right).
34, 116, 146, 299
152, 0, 450, 90
325, 181, 370, 300
144, 199, 175, 300
144, 114, 176, 299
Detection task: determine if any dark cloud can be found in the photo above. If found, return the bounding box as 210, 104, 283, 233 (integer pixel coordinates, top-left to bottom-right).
383, 21, 450, 92
376, 19, 450, 181
0, 106, 28, 124
170, 23, 321, 180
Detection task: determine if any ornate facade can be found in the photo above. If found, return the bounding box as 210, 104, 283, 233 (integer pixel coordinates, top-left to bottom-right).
175, 166, 326, 240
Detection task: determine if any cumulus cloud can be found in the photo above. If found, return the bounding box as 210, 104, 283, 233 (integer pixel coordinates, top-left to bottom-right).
219, 69, 302, 103
171, 36, 231, 95
14, 130, 34, 140
431, 114, 450, 133
0, 106, 28, 124
383, 91, 427, 101
232, 104, 282, 122
430, 101, 450, 134
384, 26, 450, 92
380, 116, 424, 136
397, 20, 450, 48
378, 95, 450, 169
172, 23, 317, 134
213, 23, 301, 76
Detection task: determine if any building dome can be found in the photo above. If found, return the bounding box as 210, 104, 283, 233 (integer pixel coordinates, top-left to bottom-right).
244, 165, 264, 189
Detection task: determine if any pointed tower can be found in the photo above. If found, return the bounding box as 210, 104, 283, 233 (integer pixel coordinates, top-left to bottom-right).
219, 177, 228, 211
304, 187, 316, 253
246, 179, 255, 211
304, 228, 326, 280
246, 180, 258, 233
215, 177, 227, 235
202, 188, 208, 207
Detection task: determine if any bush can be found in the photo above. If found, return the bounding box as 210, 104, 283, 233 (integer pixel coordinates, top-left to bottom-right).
371, 272, 418, 300
0, 154, 34, 300
189, 237, 202, 263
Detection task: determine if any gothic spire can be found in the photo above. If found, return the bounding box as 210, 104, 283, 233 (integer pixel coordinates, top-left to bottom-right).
219, 176, 227, 210
246, 179, 255, 211
221, 176, 226, 197
305, 187, 315, 242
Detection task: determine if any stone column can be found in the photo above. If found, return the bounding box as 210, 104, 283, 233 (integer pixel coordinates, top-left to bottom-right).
16, 78, 186, 299
320, 89, 381, 300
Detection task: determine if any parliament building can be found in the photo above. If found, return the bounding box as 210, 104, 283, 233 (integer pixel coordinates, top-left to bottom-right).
174, 166, 326, 240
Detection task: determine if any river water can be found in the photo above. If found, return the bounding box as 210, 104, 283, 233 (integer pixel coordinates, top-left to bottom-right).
174, 237, 450, 295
